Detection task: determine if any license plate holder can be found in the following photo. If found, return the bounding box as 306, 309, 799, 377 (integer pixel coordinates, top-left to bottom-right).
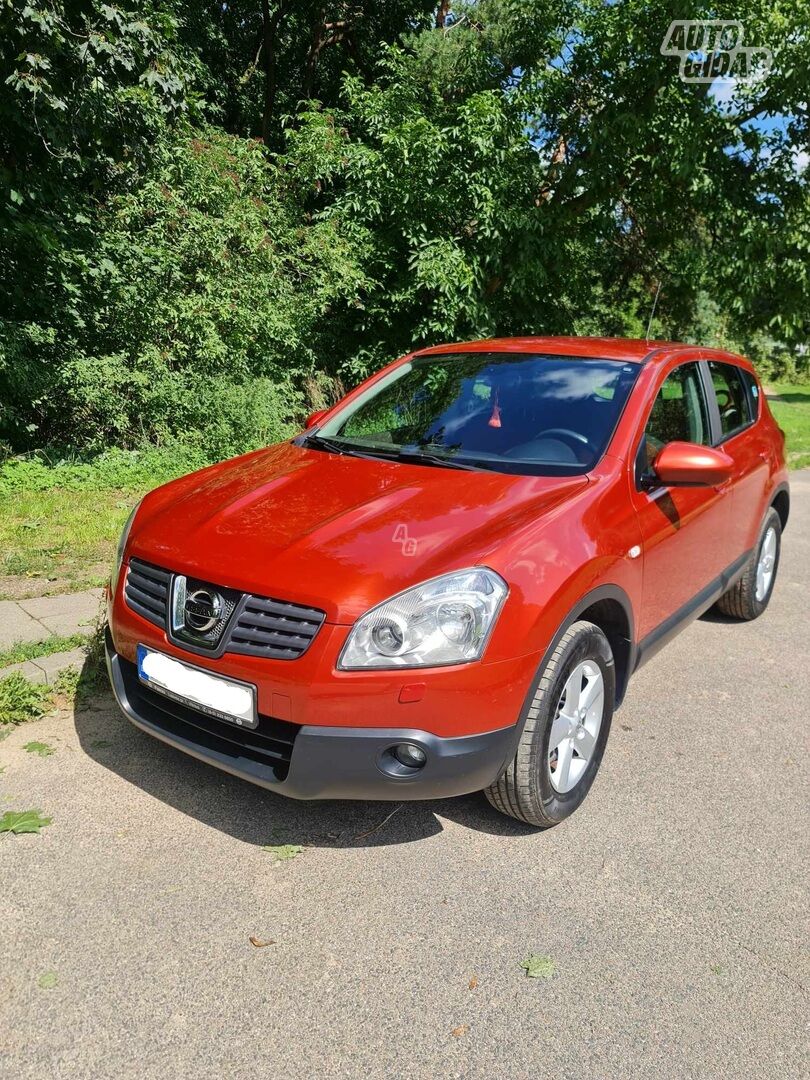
137, 644, 258, 729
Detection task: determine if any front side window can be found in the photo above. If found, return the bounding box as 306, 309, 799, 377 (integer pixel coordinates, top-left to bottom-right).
639, 362, 710, 478
708, 361, 751, 437
314, 352, 640, 476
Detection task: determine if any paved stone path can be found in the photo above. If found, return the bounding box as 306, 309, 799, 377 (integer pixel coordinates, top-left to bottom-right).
0, 589, 103, 682
0, 590, 103, 652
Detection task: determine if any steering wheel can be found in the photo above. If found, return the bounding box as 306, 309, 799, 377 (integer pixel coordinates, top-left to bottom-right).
536, 427, 597, 455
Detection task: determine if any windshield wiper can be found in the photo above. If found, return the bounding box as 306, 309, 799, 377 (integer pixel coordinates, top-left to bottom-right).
395, 450, 484, 472
303, 433, 346, 454
302, 434, 384, 461
304, 434, 486, 471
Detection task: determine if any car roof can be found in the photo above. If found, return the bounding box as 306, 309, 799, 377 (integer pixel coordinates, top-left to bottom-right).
415, 336, 695, 364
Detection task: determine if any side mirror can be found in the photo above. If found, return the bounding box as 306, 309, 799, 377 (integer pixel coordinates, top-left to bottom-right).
653, 441, 733, 488
304, 409, 328, 430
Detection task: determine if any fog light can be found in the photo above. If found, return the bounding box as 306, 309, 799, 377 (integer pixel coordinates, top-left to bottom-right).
393, 743, 427, 769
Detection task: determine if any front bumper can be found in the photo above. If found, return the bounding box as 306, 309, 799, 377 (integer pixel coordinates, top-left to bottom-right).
105, 630, 517, 801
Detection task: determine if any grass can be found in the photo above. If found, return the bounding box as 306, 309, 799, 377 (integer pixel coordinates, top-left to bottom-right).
0, 672, 52, 726
767, 383, 810, 470
0, 633, 90, 670
0, 446, 206, 598
53, 619, 107, 708
0, 620, 106, 728
0, 485, 140, 593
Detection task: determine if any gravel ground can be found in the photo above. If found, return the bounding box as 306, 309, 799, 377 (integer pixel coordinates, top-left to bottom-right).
1, 474, 808, 1080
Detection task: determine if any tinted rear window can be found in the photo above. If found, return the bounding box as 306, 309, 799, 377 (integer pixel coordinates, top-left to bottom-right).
708, 361, 752, 438
739, 368, 761, 420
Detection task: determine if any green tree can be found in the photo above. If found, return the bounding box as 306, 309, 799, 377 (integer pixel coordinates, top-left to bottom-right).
0, 0, 194, 445
1, 0, 808, 457
175, 1, 436, 145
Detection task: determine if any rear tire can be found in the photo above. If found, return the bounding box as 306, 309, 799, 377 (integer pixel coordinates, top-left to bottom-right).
485, 620, 615, 828
715, 508, 781, 621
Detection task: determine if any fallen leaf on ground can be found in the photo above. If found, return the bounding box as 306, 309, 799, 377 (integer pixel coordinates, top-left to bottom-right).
520, 954, 556, 979
451, 1025, 469, 1038
0, 810, 52, 834
38, 972, 58, 989
23, 741, 55, 757
468, 975, 478, 990
91, 739, 112, 748
261, 844, 303, 861
249, 936, 276, 948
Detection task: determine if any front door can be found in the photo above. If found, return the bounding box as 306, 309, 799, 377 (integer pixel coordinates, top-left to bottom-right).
630, 359, 732, 643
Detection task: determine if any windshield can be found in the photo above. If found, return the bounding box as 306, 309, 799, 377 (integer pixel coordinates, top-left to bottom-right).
314, 352, 640, 476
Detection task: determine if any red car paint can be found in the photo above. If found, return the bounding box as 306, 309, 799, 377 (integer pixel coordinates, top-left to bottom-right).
107, 336, 788, 789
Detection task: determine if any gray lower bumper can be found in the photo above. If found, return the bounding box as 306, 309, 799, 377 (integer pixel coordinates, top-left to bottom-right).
105, 632, 516, 801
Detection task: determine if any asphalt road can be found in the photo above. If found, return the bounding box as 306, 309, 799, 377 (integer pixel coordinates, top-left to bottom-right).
2, 474, 809, 1080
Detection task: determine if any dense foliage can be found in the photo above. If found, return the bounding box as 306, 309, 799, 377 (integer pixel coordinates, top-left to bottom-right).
1, 0, 808, 459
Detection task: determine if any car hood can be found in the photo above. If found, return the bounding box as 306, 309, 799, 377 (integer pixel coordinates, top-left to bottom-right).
129, 441, 588, 623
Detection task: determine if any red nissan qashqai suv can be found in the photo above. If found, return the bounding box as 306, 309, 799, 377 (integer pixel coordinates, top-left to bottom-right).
106, 337, 788, 827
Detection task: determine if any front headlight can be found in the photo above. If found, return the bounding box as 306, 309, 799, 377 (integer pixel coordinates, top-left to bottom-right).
111, 499, 141, 594
338, 567, 508, 670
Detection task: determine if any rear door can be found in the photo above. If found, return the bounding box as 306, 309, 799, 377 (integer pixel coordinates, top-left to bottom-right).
630, 358, 731, 642
704, 360, 770, 558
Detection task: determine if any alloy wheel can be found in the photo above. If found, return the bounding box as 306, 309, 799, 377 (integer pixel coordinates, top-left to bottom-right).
548, 660, 605, 794
755, 526, 777, 602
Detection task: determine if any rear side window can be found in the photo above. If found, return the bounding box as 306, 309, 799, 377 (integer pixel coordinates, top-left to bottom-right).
739, 368, 761, 420
638, 361, 710, 478
708, 362, 752, 438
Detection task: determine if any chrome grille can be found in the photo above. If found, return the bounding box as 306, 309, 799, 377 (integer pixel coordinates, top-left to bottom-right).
228, 595, 326, 660
123, 558, 325, 660
125, 559, 170, 629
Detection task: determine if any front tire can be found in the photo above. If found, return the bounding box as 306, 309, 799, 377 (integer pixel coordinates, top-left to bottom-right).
485, 620, 615, 828
715, 507, 781, 621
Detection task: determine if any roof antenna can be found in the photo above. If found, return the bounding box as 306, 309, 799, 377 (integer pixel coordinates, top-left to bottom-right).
646, 280, 662, 344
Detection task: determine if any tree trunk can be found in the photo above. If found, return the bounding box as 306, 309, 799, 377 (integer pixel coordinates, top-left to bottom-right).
302, 7, 328, 102
261, 0, 289, 145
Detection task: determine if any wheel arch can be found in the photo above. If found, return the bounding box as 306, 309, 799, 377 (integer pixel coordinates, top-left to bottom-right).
495, 583, 636, 785
529, 584, 637, 716
574, 590, 635, 707
770, 483, 790, 531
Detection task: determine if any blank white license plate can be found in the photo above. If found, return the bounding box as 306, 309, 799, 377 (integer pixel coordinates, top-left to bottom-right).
137, 644, 258, 729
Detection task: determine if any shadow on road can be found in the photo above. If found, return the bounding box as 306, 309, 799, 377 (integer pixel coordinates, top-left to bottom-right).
698, 607, 743, 625
73, 670, 538, 850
